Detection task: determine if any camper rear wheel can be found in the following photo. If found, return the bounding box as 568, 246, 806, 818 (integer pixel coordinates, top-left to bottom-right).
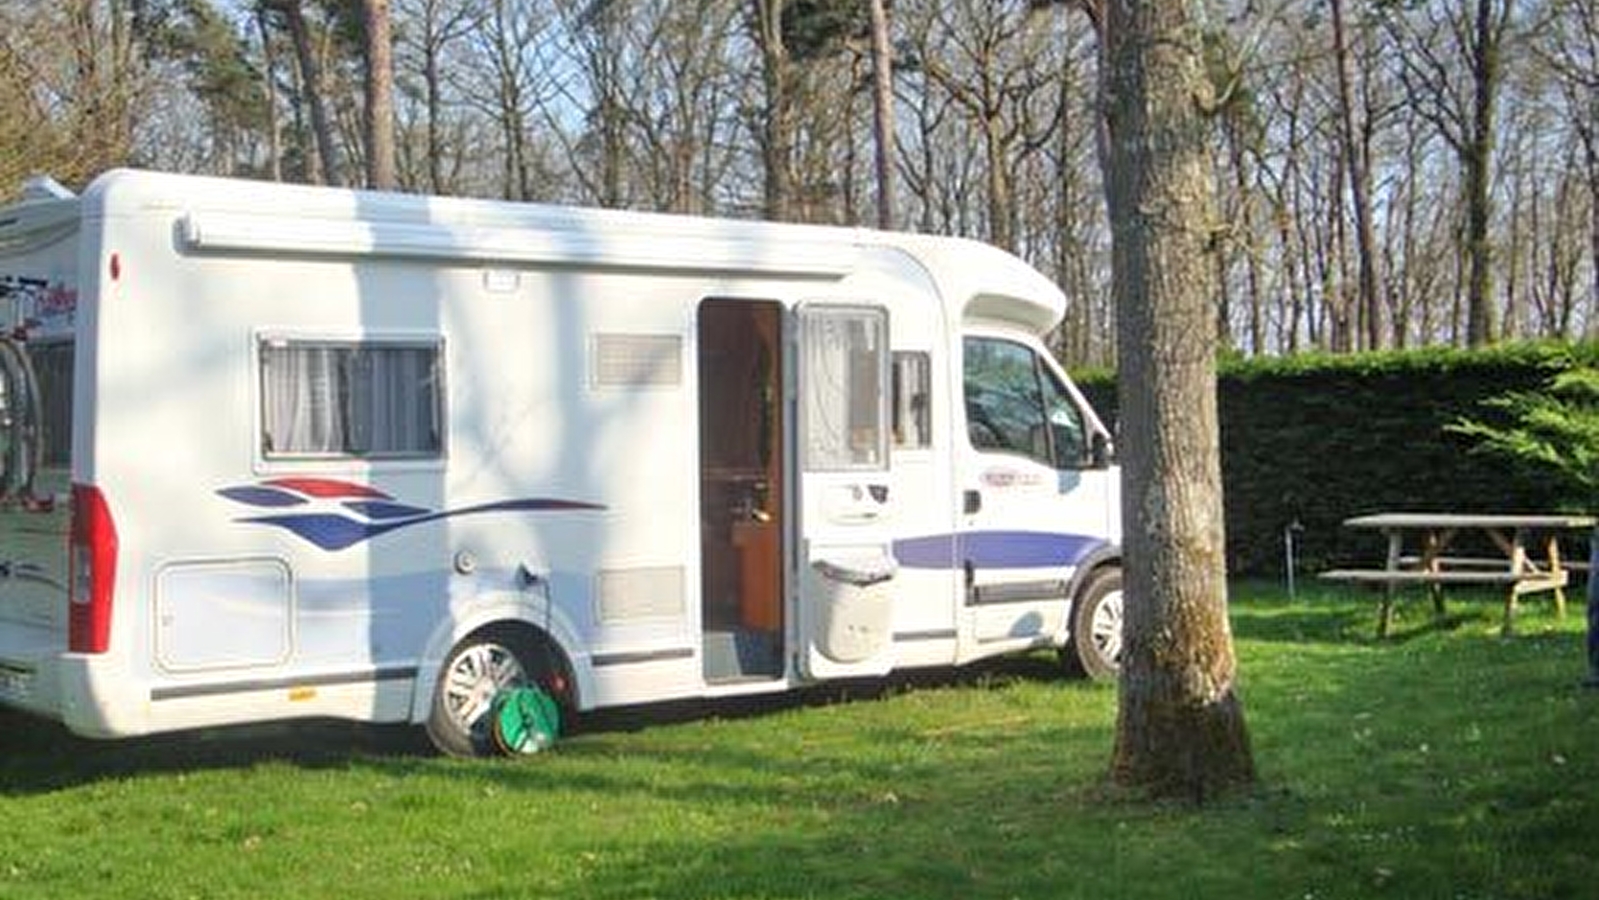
1064, 566, 1123, 681
425, 627, 573, 757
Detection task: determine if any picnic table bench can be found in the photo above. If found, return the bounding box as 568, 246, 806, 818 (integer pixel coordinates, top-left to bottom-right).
1320, 512, 1594, 637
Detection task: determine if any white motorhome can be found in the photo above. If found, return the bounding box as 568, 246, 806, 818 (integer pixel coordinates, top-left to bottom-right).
0, 169, 1122, 755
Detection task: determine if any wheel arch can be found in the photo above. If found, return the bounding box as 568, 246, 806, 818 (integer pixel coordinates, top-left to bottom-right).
1056, 543, 1122, 647
409, 596, 591, 725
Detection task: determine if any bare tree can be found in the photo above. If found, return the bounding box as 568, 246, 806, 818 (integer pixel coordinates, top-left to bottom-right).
1097, 0, 1255, 799
1330, 0, 1384, 350
0, 2, 142, 192
394, 0, 478, 194
868, 0, 895, 229
1382, 0, 1514, 347
273, 0, 344, 186
916, 0, 1059, 252
1539, 0, 1599, 328
748, 0, 797, 220
361, 0, 398, 189
459, 0, 555, 200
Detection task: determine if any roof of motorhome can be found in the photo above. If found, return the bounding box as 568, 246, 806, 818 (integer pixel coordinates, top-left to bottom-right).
77, 168, 1066, 334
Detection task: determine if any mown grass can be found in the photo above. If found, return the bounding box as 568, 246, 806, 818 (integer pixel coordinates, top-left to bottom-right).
2, 583, 1596, 899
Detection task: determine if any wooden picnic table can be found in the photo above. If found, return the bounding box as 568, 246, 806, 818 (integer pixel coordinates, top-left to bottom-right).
1320, 512, 1595, 637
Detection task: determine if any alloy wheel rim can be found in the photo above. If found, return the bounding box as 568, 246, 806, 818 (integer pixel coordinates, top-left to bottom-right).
442, 642, 527, 734
1091, 589, 1124, 666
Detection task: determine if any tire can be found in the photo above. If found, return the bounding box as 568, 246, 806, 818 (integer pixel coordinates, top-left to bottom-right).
426, 631, 535, 757
1065, 567, 1123, 681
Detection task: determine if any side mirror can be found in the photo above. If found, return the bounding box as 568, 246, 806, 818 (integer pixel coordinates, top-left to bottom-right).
1090, 432, 1114, 469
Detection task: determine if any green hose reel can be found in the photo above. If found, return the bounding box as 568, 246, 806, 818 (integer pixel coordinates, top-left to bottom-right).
489, 685, 562, 755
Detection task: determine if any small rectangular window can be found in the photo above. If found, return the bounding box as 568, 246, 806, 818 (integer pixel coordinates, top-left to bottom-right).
260, 339, 443, 459
892, 351, 931, 449
802, 306, 888, 470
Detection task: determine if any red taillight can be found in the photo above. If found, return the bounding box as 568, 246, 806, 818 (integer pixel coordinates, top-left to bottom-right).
68, 484, 117, 654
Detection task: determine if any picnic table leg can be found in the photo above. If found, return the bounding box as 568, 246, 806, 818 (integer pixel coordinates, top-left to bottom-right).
1423, 530, 1447, 619
1544, 534, 1567, 619
1488, 527, 1530, 637
1378, 586, 1396, 638
1378, 530, 1403, 638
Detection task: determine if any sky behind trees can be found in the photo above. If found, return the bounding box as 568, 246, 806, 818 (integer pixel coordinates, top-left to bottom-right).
1, 0, 1595, 365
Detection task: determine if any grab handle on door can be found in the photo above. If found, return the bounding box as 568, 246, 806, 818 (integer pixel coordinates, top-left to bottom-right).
963, 489, 982, 515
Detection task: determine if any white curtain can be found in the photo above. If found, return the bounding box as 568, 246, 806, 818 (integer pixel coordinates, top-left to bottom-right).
262, 343, 439, 457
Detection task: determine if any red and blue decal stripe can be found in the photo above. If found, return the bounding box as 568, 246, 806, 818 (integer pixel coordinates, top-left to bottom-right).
217, 478, 603, 551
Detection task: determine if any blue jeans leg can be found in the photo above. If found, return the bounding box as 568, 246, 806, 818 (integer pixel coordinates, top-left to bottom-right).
1589, 531, 1599, 680
1589, 582, 1599, 679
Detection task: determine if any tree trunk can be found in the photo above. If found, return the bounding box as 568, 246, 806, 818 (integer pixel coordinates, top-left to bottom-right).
423, 8, 444, 194
868, 0, 895, 230
1330, 0, 1383, 350
1464, 0, 1500, 347
1098, 0, 1255, 801
255, 3, 283, 182
750, 0, 794, 221
361, 0, 397, 190
279, 0, 342, 187
985, 112, 1015, 252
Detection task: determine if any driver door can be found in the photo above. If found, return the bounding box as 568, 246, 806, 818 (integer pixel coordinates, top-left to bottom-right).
959, 334, 1114, 647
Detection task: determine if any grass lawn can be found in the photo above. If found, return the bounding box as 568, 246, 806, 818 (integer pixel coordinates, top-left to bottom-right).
2, 582, 1596, 899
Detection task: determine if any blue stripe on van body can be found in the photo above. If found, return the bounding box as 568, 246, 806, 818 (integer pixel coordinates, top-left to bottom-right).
892, 531, 1105, 570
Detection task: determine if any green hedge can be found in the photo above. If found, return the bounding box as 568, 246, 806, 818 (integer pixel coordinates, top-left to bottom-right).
1073, 343, 1599, 576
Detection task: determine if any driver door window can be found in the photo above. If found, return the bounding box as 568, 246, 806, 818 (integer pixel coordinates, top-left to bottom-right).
963, 336, 1088, 469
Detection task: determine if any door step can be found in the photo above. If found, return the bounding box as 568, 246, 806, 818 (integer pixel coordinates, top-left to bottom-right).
702, 628, 783, 682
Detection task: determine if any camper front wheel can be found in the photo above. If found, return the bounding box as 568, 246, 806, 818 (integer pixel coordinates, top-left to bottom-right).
427, 632, 534, 757
1066, 567, 1123, 680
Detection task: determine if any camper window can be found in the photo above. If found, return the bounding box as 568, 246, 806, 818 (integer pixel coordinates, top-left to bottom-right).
260, 339, 443, 459
802, 306, 888, 471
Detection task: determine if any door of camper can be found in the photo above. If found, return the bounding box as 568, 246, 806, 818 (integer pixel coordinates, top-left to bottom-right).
698, 300, 786, 683
697, 300, 899, 684
793, 304, 897, 680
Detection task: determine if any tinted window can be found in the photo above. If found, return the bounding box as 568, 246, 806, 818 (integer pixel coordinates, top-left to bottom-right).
963, 337, 1087, 469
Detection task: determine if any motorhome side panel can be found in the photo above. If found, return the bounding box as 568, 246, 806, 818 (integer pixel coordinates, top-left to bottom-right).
55, 199, 422, 734
61, 209, 718, 733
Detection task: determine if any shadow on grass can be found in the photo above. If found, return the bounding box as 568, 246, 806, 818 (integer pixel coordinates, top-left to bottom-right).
577, 651, 1069, 735
0, 652, 1078, 796
0, 712, 432, 796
